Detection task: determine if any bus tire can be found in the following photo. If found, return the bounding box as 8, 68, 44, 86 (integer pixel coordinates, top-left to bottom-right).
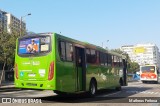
115, 86, 122, 91
154, 81, 158, 84
142, 81, 145, 83
88, 80, 97, 97
54, 91, 67, 96
119, 77, 123, 86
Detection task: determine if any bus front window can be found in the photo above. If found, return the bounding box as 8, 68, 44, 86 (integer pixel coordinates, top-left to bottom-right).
18, 36, 51, 56
141, 66, 155, 73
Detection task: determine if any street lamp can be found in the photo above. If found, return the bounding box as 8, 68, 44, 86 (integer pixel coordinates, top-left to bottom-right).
20, 13, 31, 36
102, 40, 109, 49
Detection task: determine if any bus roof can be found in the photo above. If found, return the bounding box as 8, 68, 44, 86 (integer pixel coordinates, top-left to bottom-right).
140, 65, 157, 67
19, 32, 126, 59
55, 33, 126, 59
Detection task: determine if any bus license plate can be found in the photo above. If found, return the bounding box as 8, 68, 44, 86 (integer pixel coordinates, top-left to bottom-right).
28, 73, 36, 77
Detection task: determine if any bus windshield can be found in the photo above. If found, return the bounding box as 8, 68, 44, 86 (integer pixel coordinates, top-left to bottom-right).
141, 66, 155, 73
18, 36, 51, 55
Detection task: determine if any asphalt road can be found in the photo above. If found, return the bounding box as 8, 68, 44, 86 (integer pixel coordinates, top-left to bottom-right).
0, 81, 160, 105
37, 81, 160, 103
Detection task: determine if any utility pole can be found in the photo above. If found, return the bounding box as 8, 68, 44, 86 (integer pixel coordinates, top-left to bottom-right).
20, 13, 31, 36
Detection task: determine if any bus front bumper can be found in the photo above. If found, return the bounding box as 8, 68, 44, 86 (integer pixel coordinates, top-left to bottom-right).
140, 78, 158, 81
14, 80, 56, 90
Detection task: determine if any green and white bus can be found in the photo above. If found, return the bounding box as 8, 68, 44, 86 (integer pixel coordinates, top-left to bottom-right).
14, 32, 127, 96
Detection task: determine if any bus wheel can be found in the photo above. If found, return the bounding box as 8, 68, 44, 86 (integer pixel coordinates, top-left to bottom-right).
89, 80, 97, 97
154, 81, 158, 84
54, 91, 67, 96
115, 86, 122, 91
119, 78, 123, 86
142, 81, 145, 83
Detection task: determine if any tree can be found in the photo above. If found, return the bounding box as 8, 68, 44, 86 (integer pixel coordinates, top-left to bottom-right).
111, 48, 123, 54
0, 31, 19, 86
127, 62, 139, 73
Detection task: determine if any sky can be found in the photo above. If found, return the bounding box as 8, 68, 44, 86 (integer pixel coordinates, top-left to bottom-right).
0, 0, 160, 49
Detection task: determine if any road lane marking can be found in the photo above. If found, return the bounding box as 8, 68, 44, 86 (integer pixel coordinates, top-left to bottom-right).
125, 90, 160, 95
97, 91, 121, 97
154, 92, 159, 94
0, 90, 56, 97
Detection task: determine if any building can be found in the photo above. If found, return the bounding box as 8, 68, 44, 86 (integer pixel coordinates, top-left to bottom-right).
6, 13, 26, 34
0, 10, 26, 34
0, 10, 26, 82
121, 43, 160, 67
0, 10, 7, 33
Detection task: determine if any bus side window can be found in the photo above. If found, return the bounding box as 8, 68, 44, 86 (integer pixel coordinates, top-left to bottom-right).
108, 54, 112, 66
59, 41, 66, 60
113, 56, 120, 67
90, 49, 96, 64
66, 42, 73, 61
99, 52, 104, 66
104, 53, 108, 66
86, 49, 91, 63
112, 55, 114, 66
86, 49, 97, 64
96, 51, 99, 64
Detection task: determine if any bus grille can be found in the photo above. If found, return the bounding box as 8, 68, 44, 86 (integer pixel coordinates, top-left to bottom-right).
26, 83, 37, 86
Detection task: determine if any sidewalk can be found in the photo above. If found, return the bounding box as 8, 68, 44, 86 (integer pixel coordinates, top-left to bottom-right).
1, 81, 14, 87
0, 81, 17, 92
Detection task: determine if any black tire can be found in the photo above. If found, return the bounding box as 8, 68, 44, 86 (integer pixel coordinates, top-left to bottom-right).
116, 78, 122, 91
154, 81, 158, 84
88, 80, 97, 97
119, 77, 123, 86
54, 91, 67, 96
115, 86, 122, 91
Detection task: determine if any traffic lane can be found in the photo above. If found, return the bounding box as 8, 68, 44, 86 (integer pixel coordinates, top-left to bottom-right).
36, 89, 120, 103
37, 87, 152, 103
0, 88, 123, 102
0, 89, 55, 97
0, 81, 157, 103
126, 81, 160, 97
37, 82, 155, 103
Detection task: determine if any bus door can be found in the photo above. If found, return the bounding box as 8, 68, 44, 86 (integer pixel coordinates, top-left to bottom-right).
75, 47, 86, 91
122, 59, 127, 86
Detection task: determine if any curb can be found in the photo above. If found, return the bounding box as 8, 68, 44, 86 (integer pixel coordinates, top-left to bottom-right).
0, 87, 21, 92
128, 80, 141, 83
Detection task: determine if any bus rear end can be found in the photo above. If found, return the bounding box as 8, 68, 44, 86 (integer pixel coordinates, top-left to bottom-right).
14, 34, 56, 90
140, 65, 158, 83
